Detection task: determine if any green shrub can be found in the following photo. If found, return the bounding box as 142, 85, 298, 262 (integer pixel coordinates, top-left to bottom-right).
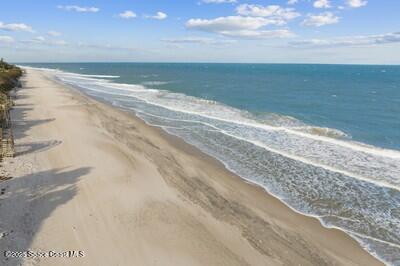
0, 59, 22, 105
0, 58, 22, 93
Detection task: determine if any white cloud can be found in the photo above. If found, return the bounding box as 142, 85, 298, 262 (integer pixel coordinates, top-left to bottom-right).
302, 12, 339, 26
202, 0, 237, 3
287, 0, 299, 5
313, 0, 331, 8
57, 5, 99, 13
22, 36, 67, 46
119, 10, 137, 19
52, 40, 67, 46
47, 31, 62, 37
162, 37, 236, 45
346, 0, 367, 8
187, 16, 280, 31
220, 29, 295, 39
76, 43, 143, 52
186, 16, 295, 39
290, 32, 400, 47
146, 11, 167, 20
236, 4, 300, 22
0, 22, 33, 32
0, 36, 14, 43
34, 36, 46, 42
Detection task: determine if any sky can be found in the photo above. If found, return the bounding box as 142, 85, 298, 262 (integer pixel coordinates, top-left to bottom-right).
0, 0, 399, 64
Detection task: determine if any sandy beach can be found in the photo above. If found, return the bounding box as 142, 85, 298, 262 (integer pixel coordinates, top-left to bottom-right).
0, 69, 382, 265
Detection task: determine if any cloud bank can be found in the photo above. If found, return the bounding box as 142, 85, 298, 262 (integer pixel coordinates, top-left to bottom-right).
57, 5, 100, 13
290, 32, 400, 47
236, 4, 300, 21
47, 31, 62, 37
0, 22, 33, 32
0, 36, 14, 43
302, 12, 339, 26
187, 4, 299, 39
186, 16, 295, 39
162, 37, 236, 45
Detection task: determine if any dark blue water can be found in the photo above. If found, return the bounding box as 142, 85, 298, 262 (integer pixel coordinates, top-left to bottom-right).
22, 63, 400, 150
21, 63, 400, 265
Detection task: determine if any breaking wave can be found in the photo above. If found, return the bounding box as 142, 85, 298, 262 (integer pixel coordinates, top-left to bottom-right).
30, 67, 400, 265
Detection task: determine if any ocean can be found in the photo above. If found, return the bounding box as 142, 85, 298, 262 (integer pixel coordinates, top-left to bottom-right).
21, 63, 400, 265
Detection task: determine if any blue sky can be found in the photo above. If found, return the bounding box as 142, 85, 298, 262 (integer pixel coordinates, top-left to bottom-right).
0, 0, 399, 64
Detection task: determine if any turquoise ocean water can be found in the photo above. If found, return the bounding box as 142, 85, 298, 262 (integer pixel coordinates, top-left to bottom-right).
21, 63, 400, 265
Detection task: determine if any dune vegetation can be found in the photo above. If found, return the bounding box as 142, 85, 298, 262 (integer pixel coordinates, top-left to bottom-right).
0, 58, 22, 95
0, 59, 21, 159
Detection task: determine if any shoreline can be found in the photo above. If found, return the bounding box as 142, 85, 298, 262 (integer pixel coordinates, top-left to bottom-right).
46, 70, 389, 265
47, 69, 390, 265
0, 69, 382, 265
73, 78, 386, 263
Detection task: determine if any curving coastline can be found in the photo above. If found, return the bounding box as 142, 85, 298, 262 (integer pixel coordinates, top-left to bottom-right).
36, 65, 399, 264
0, 68, 385, 265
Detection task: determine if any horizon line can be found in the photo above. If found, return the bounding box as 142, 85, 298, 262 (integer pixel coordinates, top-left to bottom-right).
14, 61, 400, 66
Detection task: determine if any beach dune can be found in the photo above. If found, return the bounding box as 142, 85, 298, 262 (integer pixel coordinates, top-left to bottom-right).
0, 69, 381, 265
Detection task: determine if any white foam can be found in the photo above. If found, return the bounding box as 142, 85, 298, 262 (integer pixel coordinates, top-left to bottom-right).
63, 73, 120, 79
141, 81, 171, 86
46, 68, 400, 186
145, 110, 400, 189
32, 66, 400, 264
78, 73, 400, 160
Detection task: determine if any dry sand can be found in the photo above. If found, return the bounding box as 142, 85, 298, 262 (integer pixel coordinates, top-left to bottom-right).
0, 69, 382, 265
